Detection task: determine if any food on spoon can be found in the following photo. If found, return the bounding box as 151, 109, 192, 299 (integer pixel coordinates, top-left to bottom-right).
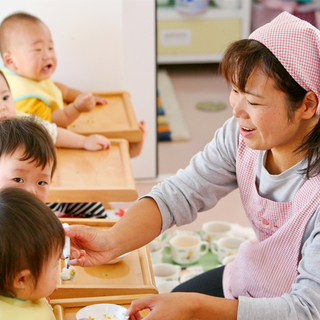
60, 266, 77, 281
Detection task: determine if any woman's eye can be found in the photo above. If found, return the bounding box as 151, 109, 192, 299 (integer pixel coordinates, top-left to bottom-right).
248, 100, 259, 106
13, 178, 23, 183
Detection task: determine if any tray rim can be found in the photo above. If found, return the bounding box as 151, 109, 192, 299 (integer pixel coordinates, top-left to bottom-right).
47, 139, 138, 203
69, 91, 143, 142
49, 218, 157, 300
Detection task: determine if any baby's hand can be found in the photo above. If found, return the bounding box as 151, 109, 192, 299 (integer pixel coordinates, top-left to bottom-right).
84, 134, 111, 151
74, 92, 96, 112
93, 95, 108, 105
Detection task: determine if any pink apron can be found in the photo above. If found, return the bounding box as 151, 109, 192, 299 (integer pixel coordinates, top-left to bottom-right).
223, 136, 320, 299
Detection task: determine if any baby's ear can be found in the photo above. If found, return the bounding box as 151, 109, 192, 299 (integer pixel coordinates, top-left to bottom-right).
13, 269, 31, 290
2, 52, 17, 70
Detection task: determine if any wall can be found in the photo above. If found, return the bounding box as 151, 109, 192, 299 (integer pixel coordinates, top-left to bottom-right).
0, 0, 157, 179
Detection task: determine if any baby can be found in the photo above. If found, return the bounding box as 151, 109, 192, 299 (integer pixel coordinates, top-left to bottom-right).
0, 11, 146, 157
0, 187, 65, 319
0, 12, 107, 127
0, 69, 111, 151
0, 115, 111, 218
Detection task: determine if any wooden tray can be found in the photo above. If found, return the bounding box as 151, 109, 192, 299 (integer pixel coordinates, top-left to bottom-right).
68, 91, 143, 142
52, 294, 151, 320
47, 139, 138, 203
49, 219, 158, 300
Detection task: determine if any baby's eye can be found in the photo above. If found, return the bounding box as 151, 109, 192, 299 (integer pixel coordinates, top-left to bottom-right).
34, 48, 42, 52
13, 177, 24, 183
38, 181, 48, 186
2, 95, 9, 101
49, 46, 54, 51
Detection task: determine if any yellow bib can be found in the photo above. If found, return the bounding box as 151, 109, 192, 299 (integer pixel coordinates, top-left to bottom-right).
1, 67, 64, 121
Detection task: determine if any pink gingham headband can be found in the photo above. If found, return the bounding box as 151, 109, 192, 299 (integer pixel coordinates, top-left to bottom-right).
249, 11, 320, 116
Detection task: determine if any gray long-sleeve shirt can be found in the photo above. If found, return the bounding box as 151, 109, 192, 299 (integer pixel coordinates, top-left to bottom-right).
145, 116, 320, 319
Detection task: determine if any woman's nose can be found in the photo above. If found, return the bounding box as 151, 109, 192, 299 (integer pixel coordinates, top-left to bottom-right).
232, 96, 248, 119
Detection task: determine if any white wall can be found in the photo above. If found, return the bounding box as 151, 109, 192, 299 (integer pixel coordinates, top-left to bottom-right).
0, 0, 157, 179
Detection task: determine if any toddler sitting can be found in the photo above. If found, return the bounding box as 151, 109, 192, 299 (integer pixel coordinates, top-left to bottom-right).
0, 11, 146, 158
0, 12, 107, 127
0, 187, 65, 320
0, 70, 110, 217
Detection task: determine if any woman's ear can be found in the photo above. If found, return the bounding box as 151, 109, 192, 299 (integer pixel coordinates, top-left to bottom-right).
13, 269, 31, 290
300, 91, 318, 119
2, 51, 17, 71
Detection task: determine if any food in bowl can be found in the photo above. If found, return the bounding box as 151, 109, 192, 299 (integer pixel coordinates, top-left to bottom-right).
76, 303, 129, 320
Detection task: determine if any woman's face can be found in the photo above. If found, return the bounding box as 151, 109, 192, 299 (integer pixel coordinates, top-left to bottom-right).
230, 68, 309, 156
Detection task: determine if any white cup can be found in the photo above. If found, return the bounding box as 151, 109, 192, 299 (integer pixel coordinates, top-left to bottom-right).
214, 0, 240, 9
222, 254, 237, 265
210, 236, 245, 263
149, 245, 164, 264
157, 280, 180, 294
153, 263, 181, 284
164, 233, 209, 265
201, 221, 234, 243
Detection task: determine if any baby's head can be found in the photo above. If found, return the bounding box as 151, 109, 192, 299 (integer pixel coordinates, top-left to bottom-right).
0, 187, 65, 300
0, 117, 57, 202
0, 70, 16, 119
0, 12, 56, 81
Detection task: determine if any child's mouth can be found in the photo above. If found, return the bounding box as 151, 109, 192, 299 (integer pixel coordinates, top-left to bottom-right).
43, 64, 52, 72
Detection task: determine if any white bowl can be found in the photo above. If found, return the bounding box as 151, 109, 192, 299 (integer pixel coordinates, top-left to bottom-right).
76, 303, 129, 320
104, 252, 130, 265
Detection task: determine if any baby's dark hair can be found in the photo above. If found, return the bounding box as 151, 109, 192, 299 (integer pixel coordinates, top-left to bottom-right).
221, 39, 320, 178
0, 187, 65, 297
0, 117, 57, 177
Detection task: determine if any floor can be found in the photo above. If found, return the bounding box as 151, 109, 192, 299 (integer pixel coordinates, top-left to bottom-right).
113, 63, 249, 230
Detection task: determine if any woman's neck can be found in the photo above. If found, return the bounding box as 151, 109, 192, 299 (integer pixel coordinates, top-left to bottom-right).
265, 149, 305, 175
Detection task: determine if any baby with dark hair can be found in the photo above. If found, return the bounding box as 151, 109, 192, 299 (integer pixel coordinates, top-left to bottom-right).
0, 187, 65, 319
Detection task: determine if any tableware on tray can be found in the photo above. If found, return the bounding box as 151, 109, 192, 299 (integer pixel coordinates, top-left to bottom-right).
153, 263, 181, 284
156, 280, 180, 294
164, 232, 209, 265
222, 254, 237, 265
210, 236, 245, 263
201, 220, 235, 243
76, 303, 128, 320
50, 218, 158, 300
105, 252, 131, 264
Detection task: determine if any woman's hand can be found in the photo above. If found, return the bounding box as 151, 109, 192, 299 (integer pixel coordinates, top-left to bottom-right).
126, 293, 199, 320
126, 292, 239, 320
64, 224, 116, 267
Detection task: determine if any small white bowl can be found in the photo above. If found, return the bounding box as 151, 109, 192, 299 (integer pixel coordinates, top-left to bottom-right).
76, 303, 128, 320
104, 252, 131, 265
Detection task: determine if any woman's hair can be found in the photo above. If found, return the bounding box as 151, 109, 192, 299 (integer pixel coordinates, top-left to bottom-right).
0, 117, 57, 177
221, 39, 320, 178
0, 187, 65, 297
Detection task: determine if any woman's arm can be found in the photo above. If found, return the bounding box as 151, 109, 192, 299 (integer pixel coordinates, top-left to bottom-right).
127, 293, 238, 320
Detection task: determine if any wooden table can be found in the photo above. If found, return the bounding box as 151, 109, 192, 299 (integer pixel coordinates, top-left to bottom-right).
52, 295, 151, 319
50, 219, 158, 300
47, 139, 138, 205
68, 91, 143, 142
